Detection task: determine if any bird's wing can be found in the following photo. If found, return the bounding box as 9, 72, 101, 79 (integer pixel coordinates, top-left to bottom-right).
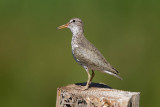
74, 46, 122, 79
74, 46, 117, 73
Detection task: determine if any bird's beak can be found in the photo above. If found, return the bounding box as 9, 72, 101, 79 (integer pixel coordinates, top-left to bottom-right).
57, 23, 69, 29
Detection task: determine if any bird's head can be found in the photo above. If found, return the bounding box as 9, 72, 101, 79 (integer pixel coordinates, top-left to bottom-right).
57, 18, 84, 35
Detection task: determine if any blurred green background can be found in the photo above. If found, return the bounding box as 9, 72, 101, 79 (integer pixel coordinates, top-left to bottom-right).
0, 0, 160, 107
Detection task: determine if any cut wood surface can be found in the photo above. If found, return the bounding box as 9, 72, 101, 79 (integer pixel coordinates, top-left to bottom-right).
56, 83, 140, 107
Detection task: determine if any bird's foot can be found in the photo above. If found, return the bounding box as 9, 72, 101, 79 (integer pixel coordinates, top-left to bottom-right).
81, 86, 89, 90
75, 85, 89, 91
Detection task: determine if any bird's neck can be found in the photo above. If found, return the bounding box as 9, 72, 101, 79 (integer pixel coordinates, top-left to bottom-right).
71, 31, 84, 42
71, 27, 85, 49
70, 26, 83, 37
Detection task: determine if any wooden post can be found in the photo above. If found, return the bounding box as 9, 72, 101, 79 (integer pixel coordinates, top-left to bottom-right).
56, 83, 140, 107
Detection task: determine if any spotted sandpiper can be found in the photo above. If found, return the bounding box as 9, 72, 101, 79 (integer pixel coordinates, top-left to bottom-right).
57, 18, 122, 90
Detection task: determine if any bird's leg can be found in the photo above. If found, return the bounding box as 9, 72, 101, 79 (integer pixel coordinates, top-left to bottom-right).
85, 70, 91, 89
89, 70, 95, 84
84, 70, 95, 90
82, 67, 91, 90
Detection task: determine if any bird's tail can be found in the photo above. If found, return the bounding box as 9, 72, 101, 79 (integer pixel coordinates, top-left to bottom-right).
103, 70, 123, 80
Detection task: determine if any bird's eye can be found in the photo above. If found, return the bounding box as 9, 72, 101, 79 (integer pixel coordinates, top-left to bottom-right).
72, 20, 75, 22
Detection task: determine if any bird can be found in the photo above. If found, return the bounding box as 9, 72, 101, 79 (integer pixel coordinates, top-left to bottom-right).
57, 18, 122, 90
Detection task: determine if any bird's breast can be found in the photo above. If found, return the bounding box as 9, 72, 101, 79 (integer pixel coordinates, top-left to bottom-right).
71, 44, 78, 52
71, 37, 79, 52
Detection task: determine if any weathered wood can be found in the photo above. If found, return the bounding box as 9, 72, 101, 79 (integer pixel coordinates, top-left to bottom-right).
56, 83, 140, 107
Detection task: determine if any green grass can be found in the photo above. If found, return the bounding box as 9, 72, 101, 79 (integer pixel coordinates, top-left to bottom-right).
0, 0, 160, 107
